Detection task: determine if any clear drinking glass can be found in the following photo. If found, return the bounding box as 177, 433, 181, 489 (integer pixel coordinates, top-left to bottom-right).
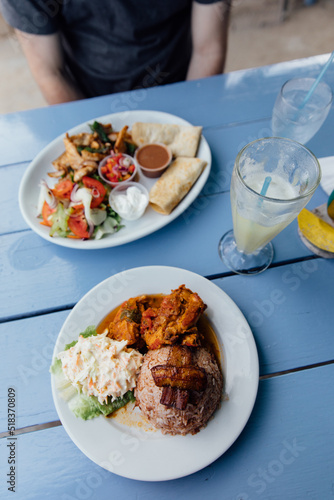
218, 137, 321, 275
271, 77, 332, 144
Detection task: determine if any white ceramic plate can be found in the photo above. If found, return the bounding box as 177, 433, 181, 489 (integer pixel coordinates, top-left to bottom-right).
51, 266, 259, 481
18, 110, 211, 249
319, 156, 334, 196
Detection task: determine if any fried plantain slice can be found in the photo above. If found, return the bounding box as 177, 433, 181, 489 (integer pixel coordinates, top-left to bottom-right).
151, 365, 207, 392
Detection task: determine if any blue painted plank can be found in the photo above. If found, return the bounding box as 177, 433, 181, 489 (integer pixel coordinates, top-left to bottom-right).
0, 124, 233, 236
0, 123, 258, 235
0, 192, 230, 321
1, 364, 333, 499
0, 311, 68, 431
217, 258, 334, 375
1, 114, 332, 237
0, 120, 275, 235
207, 115, 334, 192
1, 185, 328, 321
0, 162, 28, 235
1, 258, 333, 431
0, 119, 267, 236
0, 55, 332, 166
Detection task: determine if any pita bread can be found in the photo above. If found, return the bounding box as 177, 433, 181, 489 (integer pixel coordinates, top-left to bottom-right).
131, 122, 202, 157
149, 157, 207, 215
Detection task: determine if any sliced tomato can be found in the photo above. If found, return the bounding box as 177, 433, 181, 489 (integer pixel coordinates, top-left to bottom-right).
68, 207, 90, 239
82, 176, 106, 208
41, 201, 56, 227
52, 179, 74, 199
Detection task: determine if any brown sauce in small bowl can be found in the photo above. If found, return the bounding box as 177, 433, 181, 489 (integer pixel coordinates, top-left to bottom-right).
135, 144, 171, 178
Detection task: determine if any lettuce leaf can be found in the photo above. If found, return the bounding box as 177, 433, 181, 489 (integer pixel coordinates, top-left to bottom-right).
94, 216, 124, 240
64, 325, 98, 350
69, 390, 136, 420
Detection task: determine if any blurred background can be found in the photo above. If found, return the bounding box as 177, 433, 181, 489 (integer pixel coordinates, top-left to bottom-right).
1, 0, 333, 114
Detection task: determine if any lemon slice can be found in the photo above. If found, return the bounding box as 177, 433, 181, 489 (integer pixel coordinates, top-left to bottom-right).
298, 208, 334, 253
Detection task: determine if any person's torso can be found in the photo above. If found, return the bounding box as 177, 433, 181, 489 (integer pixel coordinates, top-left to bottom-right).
59, 0, 193, 96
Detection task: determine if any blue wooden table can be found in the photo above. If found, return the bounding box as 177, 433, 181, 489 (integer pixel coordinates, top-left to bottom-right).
1, 54, 333, 499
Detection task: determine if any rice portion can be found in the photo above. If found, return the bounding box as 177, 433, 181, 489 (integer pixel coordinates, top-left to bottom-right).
135, 346, 223, 435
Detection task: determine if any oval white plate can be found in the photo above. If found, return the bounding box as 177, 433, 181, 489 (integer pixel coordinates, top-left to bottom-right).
51, 266, 259, 481
19, 110, 211, 249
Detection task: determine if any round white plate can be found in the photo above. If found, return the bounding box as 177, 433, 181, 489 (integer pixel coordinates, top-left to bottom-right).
19, 110, 211, 249
51, 266, 259, 482
319, 156, 334, 195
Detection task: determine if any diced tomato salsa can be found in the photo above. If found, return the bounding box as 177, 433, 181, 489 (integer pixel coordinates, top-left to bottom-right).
100, 154, 135, 183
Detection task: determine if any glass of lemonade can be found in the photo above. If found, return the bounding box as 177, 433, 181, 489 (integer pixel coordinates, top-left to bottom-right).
218, 137, 321, 275
271, 77, 332, 144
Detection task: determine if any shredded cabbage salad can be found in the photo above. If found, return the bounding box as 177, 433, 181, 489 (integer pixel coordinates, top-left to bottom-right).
50, 326, 142, 420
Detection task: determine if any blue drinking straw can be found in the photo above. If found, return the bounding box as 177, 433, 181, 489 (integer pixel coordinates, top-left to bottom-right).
260, 176, 272, 196
257, 176, 272, 209
300, 51, 334, 109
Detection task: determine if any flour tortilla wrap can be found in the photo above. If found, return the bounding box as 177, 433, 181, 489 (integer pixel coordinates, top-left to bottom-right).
149, 157, 207, 215
131, 122, 202, 157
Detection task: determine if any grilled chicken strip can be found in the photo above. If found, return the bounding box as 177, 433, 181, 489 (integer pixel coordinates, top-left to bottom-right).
107, 296, 147, 349
142, 285, 207, 349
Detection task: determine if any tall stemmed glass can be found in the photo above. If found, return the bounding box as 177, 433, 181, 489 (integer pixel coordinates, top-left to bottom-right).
218, 137, 321, 275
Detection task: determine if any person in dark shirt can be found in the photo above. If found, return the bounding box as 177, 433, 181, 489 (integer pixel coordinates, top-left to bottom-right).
1, 0, 231, 104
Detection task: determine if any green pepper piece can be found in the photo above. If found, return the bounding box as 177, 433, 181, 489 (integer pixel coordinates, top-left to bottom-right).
120, 308, 142, 324
89, 121, 110, 143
